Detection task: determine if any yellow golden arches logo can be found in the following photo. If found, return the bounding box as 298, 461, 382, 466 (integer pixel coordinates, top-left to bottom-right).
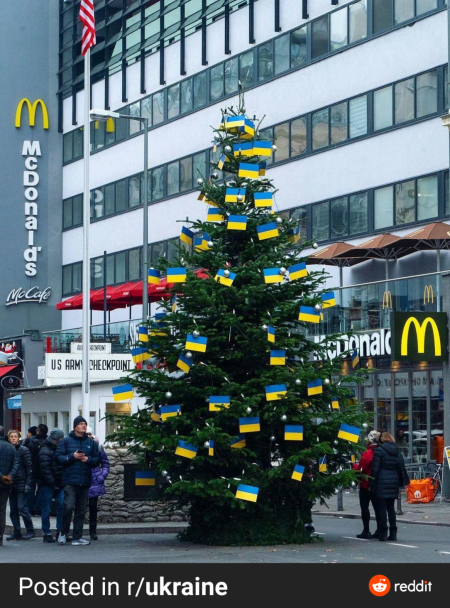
423, 284, 434, 304
382, 290, 392, 309
400, 317, 441, 357
15, 99, 49, 130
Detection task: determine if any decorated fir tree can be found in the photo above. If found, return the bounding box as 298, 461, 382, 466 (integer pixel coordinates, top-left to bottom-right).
111, 95, 369, 546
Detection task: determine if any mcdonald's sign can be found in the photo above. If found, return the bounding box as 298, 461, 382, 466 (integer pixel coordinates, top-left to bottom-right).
382, 290, 393, 309
15, 99, 49, 130
391, 312, 448, 362
423, 284, 434, 305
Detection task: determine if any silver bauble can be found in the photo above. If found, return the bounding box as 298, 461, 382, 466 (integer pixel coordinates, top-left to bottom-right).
246, 406, 252, 414
162, 470, 168, 477
237, 194, 243, 202
224, 269, 230, 277
185, 351, 193, 359
279, 267, 287, 275
211, 172, 219, 180
214, 133, 220, 141
262, 324, 268, 330
193, 330, 200, 338
324, 378, 330, 386
272, 144, 277, 151
242, 107, 246, 113
281, 414, 287, 422
204, 441, 210, 448
314, 303, 323, 312
276, 217, 283, 224
207, 241, 214, 248
165, 391, 172, 399
224, 145, 232, 154
270, 435, 276, 442
197, 178, 204, 185
334, 440, 339, 445
312, 242, 318, 249
351, 481, 356, 488
362, 423, 368, 429
295, 379, 301, 386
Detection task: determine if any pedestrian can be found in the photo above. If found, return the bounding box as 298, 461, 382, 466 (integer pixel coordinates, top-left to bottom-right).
56, 416, 100, 546
27, 423, 48, 516
39, 429, 65, 543
23, 426, 37, 450
395, 429, 408, 458
354, 431, 380, 539
0, 426, 18, 547
87, 429, 110, 541
6, 430, 36, 541
370, 432, 402, 542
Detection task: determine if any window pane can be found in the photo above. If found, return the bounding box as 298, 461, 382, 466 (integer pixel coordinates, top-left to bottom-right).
258, 41, 273, 82
151, 241, 164, 266
115, 179, 127, 212
181, 78, 193, 114
63, 199, 73, 229
115, 116, 128, 141
446, 171, 449, 216
395, 180, 415, 225
416, 0, 437, 14
374, 186, 393, 229
395, 0, 414, 24
259, 127, 274, 165
152, 166, 164, 200
115, 252, 126, 284
73, 263, 82, 294
168, 83, 180, 119
331, 197, 348, 238
330, 7, 348, 52
273, 123, 289, 161
92, 257, 103, 288
106, 255, 114, 285
73, 195, 83, 226
374, 85, 393, 130
167, 238, 178, 264
73, 128, 83, 159
63, 266, 72, 295
193, 72, 207, 108
312, 108, 329, 150
312, 201, 330, 241
240, 51, 254, 89
445, 66, 448, 110
274, 34, 290, 74
93, 120, 106, 150
129, 101, 142, 135
395, 78, 414, 124
210, 64, 224, 101
128, 248, 141, 281
373, 0, 393, 33
141, 96, 152, 123
63, 133, 73, 164
92, 187, 104, 219
330, 101, 348, 144
128, 175, 141, 208
104, 183, 115, 215
349, 192, 368, 234
193, 152, 207, 182
224, 57, 238, 95
417, 175, 438, 221
180, 156, 193, 191
349, 95, 367, 138
291, 26, 307, 68
291, 117, 307, 157
167, 161, 180, 196
349, 0, 367, 43
153, 91, 165, 124
416, 70, 437, 118
311, 15, 329, 59
290, 206, 308, 242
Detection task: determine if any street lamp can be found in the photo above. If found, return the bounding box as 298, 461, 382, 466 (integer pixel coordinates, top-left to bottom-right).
90, 108, 150, 324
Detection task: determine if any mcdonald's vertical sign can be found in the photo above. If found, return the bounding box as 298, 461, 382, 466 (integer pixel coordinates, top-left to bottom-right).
391, 312, 448, 362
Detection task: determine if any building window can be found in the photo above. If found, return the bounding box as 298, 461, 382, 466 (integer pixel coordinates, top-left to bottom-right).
210, 64, 224, 101
224, 57, 238, 95
274, 34, 290, 74
311, 15, 329, 59
330, 7, 348, 52
167, 161, 180, 196
291, 117, 307, 157
374, 85, 393, 131
373, 0, 393, 33
180, 156, 193, 191
395, 179, 415, 225
106, 402, 131, 438
291, 26, 307, 68
330, 101, 348, 144
312, 108, 329, 150
258, 41, 274, 82
349, 0, 367, 43
181, 79, 193, 113
168, 83, 181, 119
395, 78, 414, 124
374, 185, 394, 230
193, 72, 207, 108
349, 95, 367, 138
239, 51, 254, 89
153, 92, 165, 124
331, 197, 348, 238
349, 192, 369, 234
417, 175, 438, 221
416, 70, 437, 118
274, 123, 289, 162
312, 201, 330, 241
417, 0, 437, 14
395, 0, 414, 24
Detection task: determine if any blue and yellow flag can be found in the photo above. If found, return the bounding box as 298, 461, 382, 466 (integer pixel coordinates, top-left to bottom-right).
285, 425, 304, 441
225, 187, 246, 203
224, 115, 245, 131
217, 153, 226, 170
185, 334, 208, 352
230, 434, 246, 449
321, 292, 336, 308
331, 400, 340, 410
239, 416, 260, 433
207, 207, 225, 222
151, 407, 161, 422
270, 350, 286, 365
138, 326, 149, 342
131, 347, 148, 364
288, 225, 300, 243
177, 353, 192, 373
180, 226, 194, 246
167, 267, 186, 283
208, 440, 215, 457
351, 349, 359, 368
236, 484, 259, 502
171, 295, 178, 312
241, 118, 255, 138
257, 222, 279, 241
307, 379, 323, 396
194, 232, 211, 251
254, 192, 273, 208
338, 423, 361, 443
227, 215, 247, 231
209, 396, 230, 411
112, 384, 134, 401
215, 268, 236, 287
135, 471, 156, 487
259, 162, 267, 177
148, 268, 161, 285
253, 141, 272, 156
319, 456, 327, 472
298, 305, 320, 323
233, 142, 253, 157
292, 464, 305, 482
175, 440, 197, 459
267, 326, 275, 343
265, 384, 287, 401
289, 262, 307, 281
160, 404, 181, 421
238, 163, 259, 179
263, 268, 283, 284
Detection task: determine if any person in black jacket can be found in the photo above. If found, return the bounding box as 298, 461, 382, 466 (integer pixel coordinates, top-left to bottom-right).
39, 429, 65, 543
0, 426, 18, 546
370, 432, 401, 542
56, 416, 100, 546
23, 426, 37, 450
27, 423, 48, 516
6, 430, 35, 541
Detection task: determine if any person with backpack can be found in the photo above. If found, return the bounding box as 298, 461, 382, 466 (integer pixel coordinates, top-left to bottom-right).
56, 416, 100, 546
5, 430, 35, 541
87, 429, 110, 541
0, 426, 18, 546
39, 429, 65, 543
27, 423, 48, 516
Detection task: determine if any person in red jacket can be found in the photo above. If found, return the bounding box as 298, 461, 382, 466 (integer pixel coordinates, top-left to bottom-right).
355, 431, 380, 539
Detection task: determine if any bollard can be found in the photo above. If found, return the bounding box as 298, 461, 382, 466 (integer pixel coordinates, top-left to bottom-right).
337, 486, 343, 511
396, 490, 403, 515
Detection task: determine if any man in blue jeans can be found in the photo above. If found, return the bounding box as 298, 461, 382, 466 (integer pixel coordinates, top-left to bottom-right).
39, 429, 65, 543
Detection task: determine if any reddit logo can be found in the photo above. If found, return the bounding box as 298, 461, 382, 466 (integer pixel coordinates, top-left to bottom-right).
369, 575, 391, 597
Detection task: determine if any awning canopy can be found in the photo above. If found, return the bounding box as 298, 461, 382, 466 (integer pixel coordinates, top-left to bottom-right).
307, 242, 360, 267
334, 233, 416, 260
0, 365, 18, 378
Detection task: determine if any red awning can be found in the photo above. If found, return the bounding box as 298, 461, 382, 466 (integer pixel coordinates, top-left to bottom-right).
0, 365, 18, 378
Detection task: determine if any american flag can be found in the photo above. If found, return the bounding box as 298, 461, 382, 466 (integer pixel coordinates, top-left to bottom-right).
79, 0, 96, 56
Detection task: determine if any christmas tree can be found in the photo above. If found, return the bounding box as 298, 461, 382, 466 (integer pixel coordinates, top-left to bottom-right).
111, 94, 369, 546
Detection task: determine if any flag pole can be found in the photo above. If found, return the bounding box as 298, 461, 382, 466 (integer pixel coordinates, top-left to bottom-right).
81, 47, 91, 423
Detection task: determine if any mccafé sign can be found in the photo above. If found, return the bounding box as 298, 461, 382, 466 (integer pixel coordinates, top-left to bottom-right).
391, 312, 448, 362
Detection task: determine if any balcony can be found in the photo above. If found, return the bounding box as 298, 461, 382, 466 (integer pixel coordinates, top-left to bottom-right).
43, 319, 138, 354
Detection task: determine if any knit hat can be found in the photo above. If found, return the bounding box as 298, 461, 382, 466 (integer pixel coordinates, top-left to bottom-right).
73, 415, 87, 429
49, 428, 65, 441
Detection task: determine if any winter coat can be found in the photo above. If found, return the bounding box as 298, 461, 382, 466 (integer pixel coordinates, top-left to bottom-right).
89, 447, 110, 498
357, 444, 378, 490
370, 441, 401, 499
39, 439, 64, 488
56, 431, 100, 487
0, 436, 18, 486
28, 433, 48, 479
11, 444, 32, 493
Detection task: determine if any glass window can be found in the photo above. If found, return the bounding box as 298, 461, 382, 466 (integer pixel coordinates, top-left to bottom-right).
312, 201, 330, 241
193, 152, 206, 182
93, 120, 106, 150
330, 7, 348, 52
63, 266, 72, 295
73, 262, 82, 293
152, 166, 164, 200
416, 70, 437, 118
377, 373, 392, 433
258, 41, 273, 82
167, 161, 180, 196
395, 78, 414, 124
193, 72, 207, 109
106, 255, 114, 285
115, 179, 127, 213
274, 34, 289, 74
180, 156, 193, 191
73, 195, 82, 226
151, 241, 165, 265
167, 83, 180, 119
446, 171, 450, 216
395, 179, 415, 225
104, 183, 115, 215
210, 64, 224, 101
349, 0, 367, 43
115, 116, 128, 141
167, 238, 178, 264
63, 133, 73, 164
63, 199, 72, 229
224, 57, 238, 95
395, 0, 414, 23
153, 91, 165, 124
331, 197, 348, 238
291, 26, 307, 68
374, 186, 393, 229
374, 85, 393, 130
417, 175, 438, 221
330, 101, 348, 144
312, 108, 329, 150
349, 95, 367, 138
128, 247, 141, 281
416, 0, 437, 14
240, 51, 254, 89
129, 101, 142, 135
73, 128, 83, 159
430, 370, 443, 453
92, 257, 103, 288
115, 251, 126, 284
181, 79, 193, 114
128, 175, 141, 208
311, 15, 329, 59
291, 117, 307, 157
349, 192, 368, 234
105, 117, 116, 146
290, 206, 308, 242
373, 0, 393, 33
141, 96, 152, 123
274, 123, 289, 161
445, 66, 448, 110
92, 187, 104, 219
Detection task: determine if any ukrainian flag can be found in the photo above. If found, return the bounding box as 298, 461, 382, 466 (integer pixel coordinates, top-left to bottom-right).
289, 262, 308, 281
112, 384, 134, 401
194, 236, 204, 251
307, 379, 323, 396
230, 434, 246, 449
224, 115, 245, 131
209, 396, 230, 411
338, 423, 361, 443
227, 215, 247, 231
288, 225, 300, 243
208, 440, 215, 457
235, 484, 259, 502
321, 292, 336, 308
180, 226, 194, 246
215, 268, 236, 287
177, 353, 192, 373
135, 471, 156, 486
233, 142, 253, 157
148, 268, 161, 285
270, 350, 286, 365
160, 404, 181, 421
155, 312, 166, 325
241, 118, 255, 139
175, 440, 197, 459
207, 207, 225, 222
319, 456, 327, 472
298, 306, 320, 323
225, 187, 246, 203
263, 268, 283, 284
292, 464, 305, 482
239, 416, 260, 433
267, 326, 275, 343
253, 141, 272, 156
331, 400, 340, 410
185, 334, 208, 352
151, 407, 161, 422
138, 326, 149, 342
257, 222, 279, 241
217, 153, 226, 170
238, 163, 259, 179
285, 425, 303, 441
265, 384, 287, 401
351, 349, 359, 368
171, 295, 178, 312
254, 192, 273, 208
131, 347, 147, 364
167, 267, 187, 283
259, 162, 267, 176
